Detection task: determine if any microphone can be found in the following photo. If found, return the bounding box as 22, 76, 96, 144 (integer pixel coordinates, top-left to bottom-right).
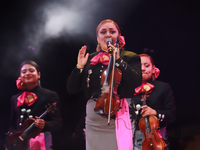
105, 38, 112, 54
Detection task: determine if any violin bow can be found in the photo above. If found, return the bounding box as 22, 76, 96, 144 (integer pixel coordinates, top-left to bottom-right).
108, 36, 119, 125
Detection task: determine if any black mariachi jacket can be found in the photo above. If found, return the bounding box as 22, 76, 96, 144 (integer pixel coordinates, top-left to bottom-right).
9, 86, 63, 133
67, 49, 142, 100
131, 80, 176, 130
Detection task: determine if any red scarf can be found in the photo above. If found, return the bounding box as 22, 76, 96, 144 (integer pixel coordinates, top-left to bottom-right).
90, 52, 110, 65
17, 92, 38, 107
134, 82, 154, 95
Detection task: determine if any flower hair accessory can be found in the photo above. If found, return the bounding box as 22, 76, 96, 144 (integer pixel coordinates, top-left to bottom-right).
153, 67, 160, 80
119, 36, 125, 48
16, 77, 25, 90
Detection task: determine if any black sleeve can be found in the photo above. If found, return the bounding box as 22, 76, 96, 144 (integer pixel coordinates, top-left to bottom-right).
8, 96, 17, 132
116, 54, 142, 89
43, 92, 63, 133
156, 83, 176, 124
115, 51, 142, 98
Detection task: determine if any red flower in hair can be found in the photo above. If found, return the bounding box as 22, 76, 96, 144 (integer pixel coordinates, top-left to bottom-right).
16, 77, 25, 90
154, 67, 160, 80
119, 36, 125, 48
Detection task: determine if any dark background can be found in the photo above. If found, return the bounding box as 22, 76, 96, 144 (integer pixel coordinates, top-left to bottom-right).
0, 0, 200, 149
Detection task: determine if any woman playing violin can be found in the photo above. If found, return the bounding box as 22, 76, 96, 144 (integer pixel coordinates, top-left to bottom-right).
7, 60, 62, 150
131, 54, 176, 150
67, 19, 142, 150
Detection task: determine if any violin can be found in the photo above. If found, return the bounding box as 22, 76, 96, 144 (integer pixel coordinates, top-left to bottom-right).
139, 94, 166, 150
94, 37, 121, 124
5, 103, 56, 150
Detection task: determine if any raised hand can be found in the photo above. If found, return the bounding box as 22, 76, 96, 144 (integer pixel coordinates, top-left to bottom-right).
77, 45, 89, 69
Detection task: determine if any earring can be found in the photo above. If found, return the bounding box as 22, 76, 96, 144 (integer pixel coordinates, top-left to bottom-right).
96, 43, 101, 52
152, 74, 155, 81
38, 79, 41, 86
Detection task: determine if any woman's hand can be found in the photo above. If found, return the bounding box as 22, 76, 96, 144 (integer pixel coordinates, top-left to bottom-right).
77, 45, 89, 69
108, 43, 120, 60
34, 116, 45, 129
141, 105, 157, 117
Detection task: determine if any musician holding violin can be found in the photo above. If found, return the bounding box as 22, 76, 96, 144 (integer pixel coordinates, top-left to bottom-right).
131, 54, 176, 150
6, 60, 63, 150
67, 19, 142, 150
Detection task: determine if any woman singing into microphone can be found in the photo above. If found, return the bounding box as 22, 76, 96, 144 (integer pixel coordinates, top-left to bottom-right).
67, 19, 142, 150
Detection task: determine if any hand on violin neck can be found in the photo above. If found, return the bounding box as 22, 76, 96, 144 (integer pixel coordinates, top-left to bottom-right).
34, 116, 45, 129
77, 45, 89, 69
141, 105, 157, 117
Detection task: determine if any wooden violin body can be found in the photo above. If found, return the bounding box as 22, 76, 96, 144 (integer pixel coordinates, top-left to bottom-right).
139, 115, 166, 150
5, 118, 41, 150
94, 67, 122, 117
5, 102, 56, 150
138, 94, 166, 150
94, 39, 122, 123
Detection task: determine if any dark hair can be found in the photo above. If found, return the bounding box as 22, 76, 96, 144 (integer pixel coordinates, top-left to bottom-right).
139, 54, 155, 65
19, 60, 40, 75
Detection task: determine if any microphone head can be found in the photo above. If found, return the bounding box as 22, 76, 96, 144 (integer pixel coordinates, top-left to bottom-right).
105, 38, 112, 45
105, 38, 112, 54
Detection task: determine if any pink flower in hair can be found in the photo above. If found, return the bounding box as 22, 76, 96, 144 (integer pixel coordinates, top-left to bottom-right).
119, 36, 125, 48
16, 77, 25, 90
154, 67, 160, 80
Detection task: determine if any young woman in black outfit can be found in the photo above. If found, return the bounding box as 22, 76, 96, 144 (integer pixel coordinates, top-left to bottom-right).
7, 60, 62, 150
131, 54, 176, 150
